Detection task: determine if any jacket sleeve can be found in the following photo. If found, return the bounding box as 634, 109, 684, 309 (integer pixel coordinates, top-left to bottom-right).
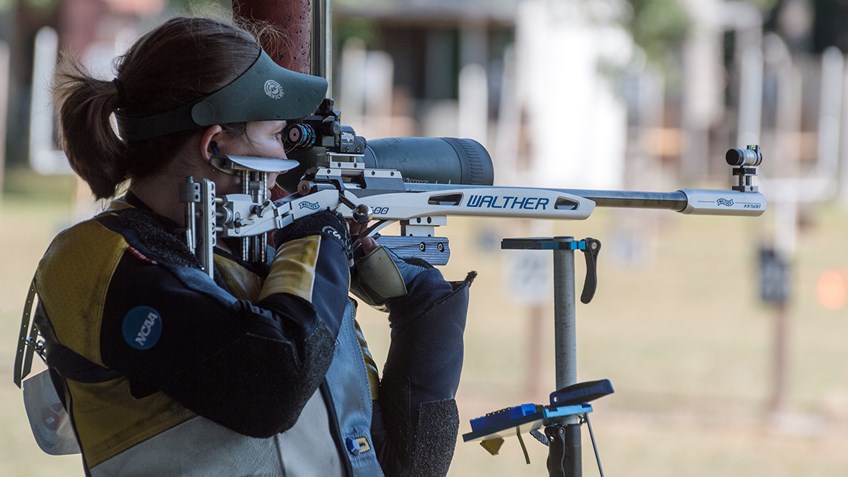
97, 228, 350, 438
371, 260, 475, 477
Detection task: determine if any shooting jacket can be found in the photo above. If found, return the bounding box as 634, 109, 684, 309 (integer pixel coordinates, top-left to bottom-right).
30, 194, 472, 476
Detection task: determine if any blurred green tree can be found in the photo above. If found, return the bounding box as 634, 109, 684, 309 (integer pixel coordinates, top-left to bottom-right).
623, 0, 689, 67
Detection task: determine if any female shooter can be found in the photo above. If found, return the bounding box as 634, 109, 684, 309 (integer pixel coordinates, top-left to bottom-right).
31, 16, 472, 476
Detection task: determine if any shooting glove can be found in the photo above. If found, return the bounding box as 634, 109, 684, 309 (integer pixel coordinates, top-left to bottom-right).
349, 246, 433, 308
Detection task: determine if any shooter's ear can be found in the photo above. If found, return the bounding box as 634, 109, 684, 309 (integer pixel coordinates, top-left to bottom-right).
199, 125, 224, 162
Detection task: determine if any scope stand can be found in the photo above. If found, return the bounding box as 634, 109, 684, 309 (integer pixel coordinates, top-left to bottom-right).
506, 236, 605, 477
462, 237, 613, 477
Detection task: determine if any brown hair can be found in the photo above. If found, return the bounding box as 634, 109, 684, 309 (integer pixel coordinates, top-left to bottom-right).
53, 17, 263, 199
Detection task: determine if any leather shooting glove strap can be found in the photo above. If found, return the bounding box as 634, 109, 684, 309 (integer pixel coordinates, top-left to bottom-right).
349, 246, 409, 308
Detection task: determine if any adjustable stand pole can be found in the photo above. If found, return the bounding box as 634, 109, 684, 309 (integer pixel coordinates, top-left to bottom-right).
501, 237, 588, 477
548, 237, 580, 477
463, 237, 604, 475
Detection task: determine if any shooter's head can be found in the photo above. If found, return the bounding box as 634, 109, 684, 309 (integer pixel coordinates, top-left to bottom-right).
55, 16, 327, 199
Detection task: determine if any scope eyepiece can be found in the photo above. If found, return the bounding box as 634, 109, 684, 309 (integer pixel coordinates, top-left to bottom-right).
284, 123, 316, 150
726, 146, 762, 167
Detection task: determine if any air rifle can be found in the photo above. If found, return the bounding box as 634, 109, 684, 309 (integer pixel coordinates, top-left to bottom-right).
180, 98, 766, 278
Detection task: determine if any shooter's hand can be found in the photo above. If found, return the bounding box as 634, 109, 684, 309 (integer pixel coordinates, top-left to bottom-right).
349, 245, 406, 308
349, 242, 452, 313
348, 219, 377, 257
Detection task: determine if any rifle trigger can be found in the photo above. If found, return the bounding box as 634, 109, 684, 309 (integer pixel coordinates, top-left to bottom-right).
580, 238, 601, 304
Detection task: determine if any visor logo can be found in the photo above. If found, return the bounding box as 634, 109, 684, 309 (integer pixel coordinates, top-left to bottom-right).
264, 80, 284, 100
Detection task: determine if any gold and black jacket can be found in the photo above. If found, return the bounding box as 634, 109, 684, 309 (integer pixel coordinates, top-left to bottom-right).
34, 195, 351, 471
33, 193, 473, 476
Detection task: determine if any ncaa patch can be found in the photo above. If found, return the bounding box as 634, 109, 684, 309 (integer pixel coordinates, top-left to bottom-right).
122, 306, 163, 350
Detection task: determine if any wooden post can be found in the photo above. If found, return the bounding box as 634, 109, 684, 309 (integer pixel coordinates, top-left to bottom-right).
768, 301, 789, 413
0, 42, 8, 201
232, 0, 312, 73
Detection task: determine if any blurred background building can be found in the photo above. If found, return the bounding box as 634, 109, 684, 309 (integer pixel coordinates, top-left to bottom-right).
3, 0, 848, 194
3, 0, 848, 243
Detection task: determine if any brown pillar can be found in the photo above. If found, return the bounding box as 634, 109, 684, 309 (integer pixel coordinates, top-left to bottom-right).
232, 0, 312, 73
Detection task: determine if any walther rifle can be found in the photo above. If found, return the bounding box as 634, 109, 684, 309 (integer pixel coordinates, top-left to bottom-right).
181, 98, 765, 278
153, 95, 775, 477
178, 100, 764, 477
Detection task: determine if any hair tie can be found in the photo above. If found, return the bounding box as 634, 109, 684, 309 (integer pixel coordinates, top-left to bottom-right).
112, 78, 126, 108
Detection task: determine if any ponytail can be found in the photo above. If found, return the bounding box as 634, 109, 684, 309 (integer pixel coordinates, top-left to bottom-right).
54, 59, 128, 199
53, 17, 261, 200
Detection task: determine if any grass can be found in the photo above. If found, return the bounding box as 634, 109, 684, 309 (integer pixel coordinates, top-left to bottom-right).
2, 169, 848, 476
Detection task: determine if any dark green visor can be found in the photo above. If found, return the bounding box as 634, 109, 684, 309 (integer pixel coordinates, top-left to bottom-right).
115, 50, 328, 141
